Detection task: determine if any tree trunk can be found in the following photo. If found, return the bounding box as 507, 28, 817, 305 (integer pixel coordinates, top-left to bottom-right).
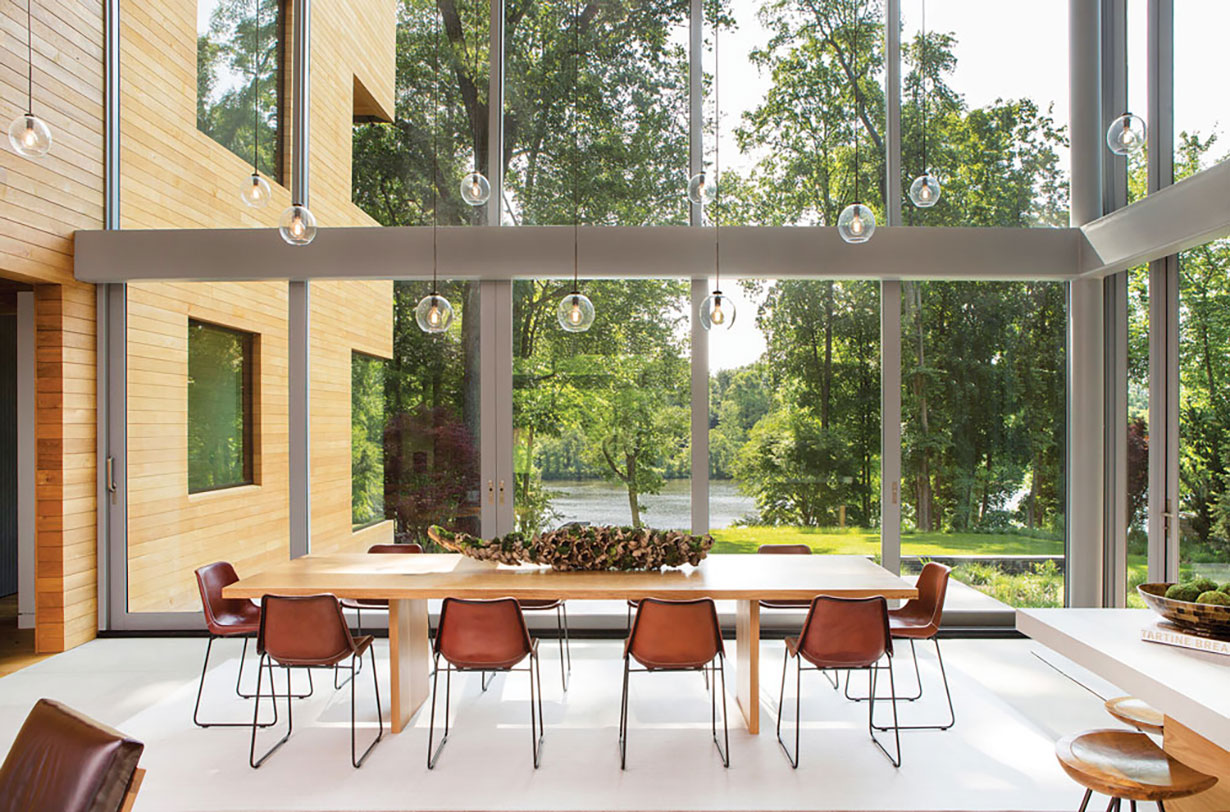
626, 452, 641, 528
462, 282, 481, 445
822, 281, 833, 430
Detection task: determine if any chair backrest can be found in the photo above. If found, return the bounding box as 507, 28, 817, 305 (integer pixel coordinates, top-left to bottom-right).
757, 543, 812, 555
435, 597, 532, 669
626, 597, 723, 669
898, 562, 951, 634
194, 561, 249, 633
258, 594, 357, 667
367, 543, 422, 554
0, 698, 144, 812
796, 596, 891, 669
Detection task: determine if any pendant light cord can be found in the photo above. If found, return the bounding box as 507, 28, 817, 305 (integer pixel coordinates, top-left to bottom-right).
26, 0, 33, 114
473, 0, 482, 176
252, 0, 261, 175
852, 2, 860, 203
713, 12, 721, 291
572, 0, 580, 292
920, 0, 927, 173
431, 2, 440, 293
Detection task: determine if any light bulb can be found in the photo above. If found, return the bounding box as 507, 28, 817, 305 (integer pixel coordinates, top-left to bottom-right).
240, 172, 272, 209
909, 174, 941, 209
8, 113, 51, 157
687, 172, 716, 206
460, 171, 491, 206
556, 291, 595, 332
1107, 113, 1147, 156
415, 292, 454, 333
278, 204, 317, 246
700, 290, 736, 331
837, 203, 876, 244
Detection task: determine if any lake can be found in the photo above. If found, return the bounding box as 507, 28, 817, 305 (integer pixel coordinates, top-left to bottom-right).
543, 478, 755, 530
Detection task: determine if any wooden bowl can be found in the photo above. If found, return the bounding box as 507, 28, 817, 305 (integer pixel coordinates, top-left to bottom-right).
1137, 582, 1230, 637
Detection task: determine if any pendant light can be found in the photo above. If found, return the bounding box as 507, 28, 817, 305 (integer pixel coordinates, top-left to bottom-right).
557, 0, 594, 333
240, 0, 272, 208
1107, 112, 1147, 156
8, 0, 51, 158
418, 4, 455, 334
460, 0, 491, 206
838, 3, 875, 243
700, 15, 735, 331
908, 0, 940, 209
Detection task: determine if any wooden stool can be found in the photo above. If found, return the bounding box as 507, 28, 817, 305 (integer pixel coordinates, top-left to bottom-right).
1057, 729, 1217, 811
1106, 697, 1165, 735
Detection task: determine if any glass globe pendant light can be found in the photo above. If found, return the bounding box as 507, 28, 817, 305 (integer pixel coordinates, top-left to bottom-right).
838, 2, 876, 244
700, 14, 736, 332
278, 203, 317, 245
417, 2, 454, 334
908, 0, 940, 209
1107, 112, 1147, 156
239, 0, 271, 208
8, 0, 51, 158
687, 171, 716, 206
556, 0, 594, 334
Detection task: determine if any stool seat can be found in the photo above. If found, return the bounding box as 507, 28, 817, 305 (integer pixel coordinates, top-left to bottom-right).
1056, 729, 1217, 802
1105, 697, 1165, 735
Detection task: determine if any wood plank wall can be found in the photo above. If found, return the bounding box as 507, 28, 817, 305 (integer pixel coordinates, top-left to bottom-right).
120, 0, 394, 611
0, 0, 104, 652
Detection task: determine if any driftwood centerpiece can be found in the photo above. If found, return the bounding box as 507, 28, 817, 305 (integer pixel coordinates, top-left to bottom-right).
427, 524, 713, 571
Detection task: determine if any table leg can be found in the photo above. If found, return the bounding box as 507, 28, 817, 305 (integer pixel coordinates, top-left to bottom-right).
388, 598, 430, 734
1164, 716, 1230, 812
735, 599, 760, 734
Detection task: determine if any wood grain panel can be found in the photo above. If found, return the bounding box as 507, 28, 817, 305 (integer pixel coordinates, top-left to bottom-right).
1165, 716, 1230, 812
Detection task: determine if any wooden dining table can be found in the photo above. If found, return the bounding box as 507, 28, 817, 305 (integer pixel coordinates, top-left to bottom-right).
224, 553, 916, 735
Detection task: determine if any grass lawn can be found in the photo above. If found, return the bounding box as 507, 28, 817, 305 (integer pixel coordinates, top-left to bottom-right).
709, 525, 1065, 557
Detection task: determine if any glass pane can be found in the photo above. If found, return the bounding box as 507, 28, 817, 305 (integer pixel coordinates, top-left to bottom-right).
352, 0, 492, 226
513, 280, 691, 533
899, 0, 1068, 227
716, 0, 885, 226
709, 280, 881, 557
1178, 239, 1230, 585
901, 281, 1067, 608
187, 320, 252, 493
503, 0, 690, 226
128, 282, 280, 613
1126, 0, 1147, 205
197, 0, 283, 182
312, 280, 482, 555
1174, 1, 1230, 180
352, 352, 387, 527
1127, 264, 1149, 607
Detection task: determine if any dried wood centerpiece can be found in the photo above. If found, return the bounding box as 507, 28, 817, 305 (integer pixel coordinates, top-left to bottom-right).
428, 524, 714, 571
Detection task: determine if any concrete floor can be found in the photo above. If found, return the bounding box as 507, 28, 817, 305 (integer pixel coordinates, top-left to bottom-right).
0, 634, 1129, 811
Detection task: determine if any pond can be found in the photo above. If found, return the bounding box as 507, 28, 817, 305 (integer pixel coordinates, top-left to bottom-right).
543, 478, 754, 531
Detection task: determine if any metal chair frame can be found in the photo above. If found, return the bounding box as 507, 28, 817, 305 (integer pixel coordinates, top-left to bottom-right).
777, 645, 902, 768
1076, 789, 1166, 812
426, 641, 545, 769
521, 602, 572, 691
619, 651, 729, 770
248, 644, 383, 769
193, 634, 313, 728
842, 637, 955, 730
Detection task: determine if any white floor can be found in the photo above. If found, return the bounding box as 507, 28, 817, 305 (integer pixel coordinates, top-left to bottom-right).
0, 635, 1127, 812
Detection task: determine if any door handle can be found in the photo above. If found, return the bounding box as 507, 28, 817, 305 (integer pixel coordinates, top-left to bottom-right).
488, 479, 495, 504
106, 456, 117, 494
499, 480, 506, 506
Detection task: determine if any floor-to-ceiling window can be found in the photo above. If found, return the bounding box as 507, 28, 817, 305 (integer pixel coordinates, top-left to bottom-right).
513, 280, 691, 533
708, 281, 881, 557
901, 280, 1067, 607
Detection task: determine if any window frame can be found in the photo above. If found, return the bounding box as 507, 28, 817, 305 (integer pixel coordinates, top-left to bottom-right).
187, 318, 256, 495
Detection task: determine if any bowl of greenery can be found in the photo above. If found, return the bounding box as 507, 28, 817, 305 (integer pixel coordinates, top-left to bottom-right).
1138, 579, 1230, 637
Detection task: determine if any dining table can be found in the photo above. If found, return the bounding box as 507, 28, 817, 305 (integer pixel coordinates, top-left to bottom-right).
224, 552, 917, 735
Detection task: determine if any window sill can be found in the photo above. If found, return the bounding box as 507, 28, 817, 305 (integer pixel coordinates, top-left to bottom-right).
187, 483, 261, 502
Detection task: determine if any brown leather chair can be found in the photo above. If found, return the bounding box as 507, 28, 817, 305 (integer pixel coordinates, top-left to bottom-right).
778, 595, 901, 768
194, 561, 311, 729
621, 597, 728, 769
0, 698, 144, 812
844, 562, 954, 730
250, 594, 383, 769
428, 597, 544, 768
518, 598, 571, 691
757, 544, 814, 609
335, 543, 422, 688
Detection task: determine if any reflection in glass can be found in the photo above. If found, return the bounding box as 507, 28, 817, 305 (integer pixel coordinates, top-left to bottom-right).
188, 320, 253, 493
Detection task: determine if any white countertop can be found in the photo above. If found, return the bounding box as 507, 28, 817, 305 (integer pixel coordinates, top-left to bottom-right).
1017, 608, 1230, 749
